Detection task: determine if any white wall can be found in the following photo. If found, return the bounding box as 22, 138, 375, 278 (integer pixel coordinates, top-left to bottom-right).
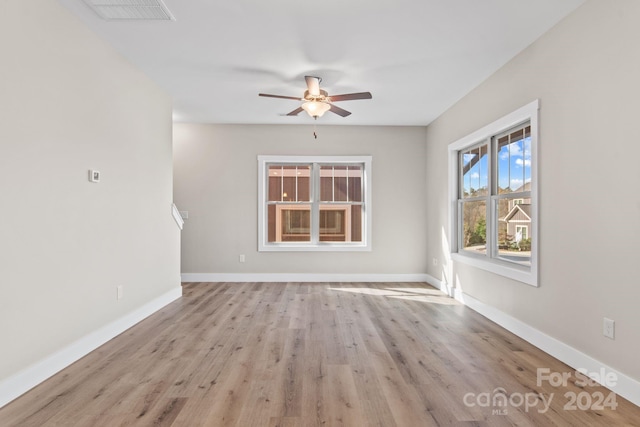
0, 0, 180, 387
173, 124, 428, 278
425, 0, 640, 382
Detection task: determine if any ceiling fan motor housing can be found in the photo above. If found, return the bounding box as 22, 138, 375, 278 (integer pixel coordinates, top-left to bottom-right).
303, 89, 328, 101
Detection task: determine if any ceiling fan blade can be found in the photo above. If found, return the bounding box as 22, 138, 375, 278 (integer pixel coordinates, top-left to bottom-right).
305, 76, 321, 96
328, 92, 373, 102
329, 104, 351, 117
259, 93, 302, 101
286, 107, 304, 116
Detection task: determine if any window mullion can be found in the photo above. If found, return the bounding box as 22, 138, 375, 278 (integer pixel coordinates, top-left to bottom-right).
332, 166, 335, 202
346, 166, 350, 202
457, 200, 464, 254
485, 143, 492, 259
280, 165, 284, 202
489, 138, 496, 259
311, 163, 320, 244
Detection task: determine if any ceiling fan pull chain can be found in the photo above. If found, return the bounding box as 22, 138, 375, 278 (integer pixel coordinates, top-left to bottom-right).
313, 120, 318, 139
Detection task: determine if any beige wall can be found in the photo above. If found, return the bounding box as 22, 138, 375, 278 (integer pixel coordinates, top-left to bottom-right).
425, 0, 640, 380
0, 1, 180, 380
173, 124, 428, 275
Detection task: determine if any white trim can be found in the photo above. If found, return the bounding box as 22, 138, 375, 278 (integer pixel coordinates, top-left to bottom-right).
448, 99, 539, 286
171, 203, 184, 230
451, 252, 533, 284
0, 287, 182, 409
181, 273, 430, 283
453, 290, 640, 408
423, 273, 452, 295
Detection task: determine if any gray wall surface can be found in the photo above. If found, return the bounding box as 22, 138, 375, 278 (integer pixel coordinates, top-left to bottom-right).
0, 0, 181, 381
425, 0, 640, 381
173, 124, 428, 276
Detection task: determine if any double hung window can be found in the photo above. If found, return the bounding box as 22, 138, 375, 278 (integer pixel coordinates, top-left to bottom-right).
258, 156, 372, 251
449, 100, 538, 285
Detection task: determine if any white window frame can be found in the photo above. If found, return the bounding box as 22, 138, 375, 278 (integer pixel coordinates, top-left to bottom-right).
448, 100, 539, 286
258, 155, 372, 252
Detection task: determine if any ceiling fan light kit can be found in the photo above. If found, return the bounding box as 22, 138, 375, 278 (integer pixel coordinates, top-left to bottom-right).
301, 101, 331, 118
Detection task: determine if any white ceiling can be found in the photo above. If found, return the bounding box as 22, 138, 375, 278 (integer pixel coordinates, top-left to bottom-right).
57, 0, 584, 126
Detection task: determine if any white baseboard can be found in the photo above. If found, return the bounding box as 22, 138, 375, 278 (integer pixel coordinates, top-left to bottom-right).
181, 273, 431, 283
0, 286, 182, 409
451, 288, 640, 408
423, 273, 446, 292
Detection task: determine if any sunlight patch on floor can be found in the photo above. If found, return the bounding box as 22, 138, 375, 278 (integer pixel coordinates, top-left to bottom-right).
388, 294, 459, 305
328, 286, 458, 305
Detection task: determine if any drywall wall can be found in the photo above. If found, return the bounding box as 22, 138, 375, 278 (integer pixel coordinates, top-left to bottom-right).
425, 0, 640, 381
173, 124, 428, 277
0, 0, 180, 383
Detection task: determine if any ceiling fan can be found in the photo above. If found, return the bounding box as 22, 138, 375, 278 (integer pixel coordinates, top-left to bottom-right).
259, 76, 372, 119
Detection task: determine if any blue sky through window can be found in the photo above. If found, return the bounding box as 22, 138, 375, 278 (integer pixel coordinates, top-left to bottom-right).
498, 135, 531, 192
462, 145, 488, 196
462, 130, 531, 195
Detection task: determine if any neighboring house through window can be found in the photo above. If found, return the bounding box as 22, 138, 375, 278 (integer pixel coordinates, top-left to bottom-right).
258, 155, 372, 251
449, 100, 539, 286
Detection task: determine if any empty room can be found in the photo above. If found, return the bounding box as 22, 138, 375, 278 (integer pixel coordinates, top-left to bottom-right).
1, 0, 639, 425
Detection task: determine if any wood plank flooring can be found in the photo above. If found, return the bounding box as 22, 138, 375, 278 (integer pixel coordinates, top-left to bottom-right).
1, 282, 639, 426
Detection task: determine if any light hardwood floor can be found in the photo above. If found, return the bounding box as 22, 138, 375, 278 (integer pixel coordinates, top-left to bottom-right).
1, 282, 638, 426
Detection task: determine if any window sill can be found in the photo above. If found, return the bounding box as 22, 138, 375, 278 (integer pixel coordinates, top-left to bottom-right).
259, 243, 371, 252
451, 252, 538, 287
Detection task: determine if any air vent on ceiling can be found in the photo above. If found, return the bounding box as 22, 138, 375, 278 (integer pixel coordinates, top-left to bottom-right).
83, 0, 175, 21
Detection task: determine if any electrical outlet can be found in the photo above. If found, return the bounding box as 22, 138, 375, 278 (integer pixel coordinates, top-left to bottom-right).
239, 254, 246, 263
88, 170, 100, 183
603, 318, 615, 339
117, 285, 123, 301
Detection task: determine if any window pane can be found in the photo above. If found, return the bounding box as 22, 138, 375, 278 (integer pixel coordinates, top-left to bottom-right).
461, 144, 489, 198
320, 166, 333, 201
319, 205, 363, 242
497, 197, 531, 266
267, 205, 311, 242
267, 204, 276, 242
268, 166, 281, 202
348, 166, 363, 202
461, 200, 486, 254
350, 205, 362, 242
319, 208, 346, 241
297, 167, 311, 201
333, 166, 348, 202
281, 208, 311, 242
282, 170, 296, 202
268, 165, 311, 202
497, 125, 531, 194
320, 165, 363, 202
